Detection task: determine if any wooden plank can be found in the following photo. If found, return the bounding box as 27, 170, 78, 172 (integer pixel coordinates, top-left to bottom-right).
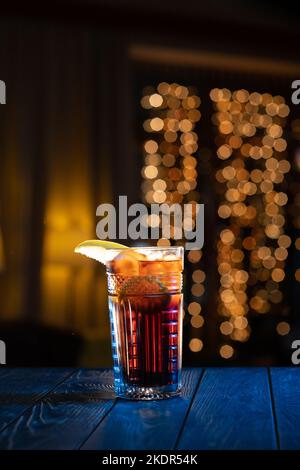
270, 367, 300, 450
0, 369, 116, 450
177, 368, 277, 450
81, 368, 203, 450
0, 368, 74, 432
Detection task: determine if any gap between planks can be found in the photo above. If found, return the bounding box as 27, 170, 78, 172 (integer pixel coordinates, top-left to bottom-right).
173, 368, 206, 450
267, 367, 281, 450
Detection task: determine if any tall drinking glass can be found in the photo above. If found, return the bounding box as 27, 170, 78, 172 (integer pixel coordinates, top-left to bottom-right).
105, 246, 184, 400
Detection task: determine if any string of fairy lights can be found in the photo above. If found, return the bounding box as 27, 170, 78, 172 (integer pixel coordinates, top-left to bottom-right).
141, 82, 205, 353
212, 88, 291, 358
141, 83, 295, 359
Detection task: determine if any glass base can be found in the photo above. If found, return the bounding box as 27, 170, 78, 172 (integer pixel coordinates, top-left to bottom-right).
115, 384, 182, 401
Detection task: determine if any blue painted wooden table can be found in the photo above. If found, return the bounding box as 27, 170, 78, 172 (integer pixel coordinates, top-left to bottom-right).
0, 368, 299, 450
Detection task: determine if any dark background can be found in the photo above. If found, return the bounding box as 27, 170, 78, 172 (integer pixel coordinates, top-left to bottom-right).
1, 0, 300, 367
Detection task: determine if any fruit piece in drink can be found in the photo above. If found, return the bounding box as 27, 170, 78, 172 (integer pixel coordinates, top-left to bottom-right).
106, 249, 146, 275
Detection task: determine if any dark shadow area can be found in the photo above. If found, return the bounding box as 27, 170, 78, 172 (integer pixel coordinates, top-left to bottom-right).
0, 323, 82, 366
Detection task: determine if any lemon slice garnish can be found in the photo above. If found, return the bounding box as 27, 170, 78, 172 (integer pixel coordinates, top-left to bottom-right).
74, 239, 128, 265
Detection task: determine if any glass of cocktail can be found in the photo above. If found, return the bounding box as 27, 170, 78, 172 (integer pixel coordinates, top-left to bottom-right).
75, 241, 184, 400
106, 246, 183, 400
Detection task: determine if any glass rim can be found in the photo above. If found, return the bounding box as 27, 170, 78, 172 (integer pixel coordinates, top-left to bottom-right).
106, 245, 184, 252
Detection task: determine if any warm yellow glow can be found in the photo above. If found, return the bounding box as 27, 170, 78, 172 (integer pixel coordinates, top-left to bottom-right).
243, 237, 256, 250
265, 224, 281, 239
220, 321, 233, 335
220, 344, 234, 359
144, 140, 158, 154
188, 250, 202, 263
217, 144, 232, 159
153, 179, 167, 191
276, 321, 290, 336
157, 238, 171, 247
274, 247, 288, 261
192, 269, 206, 283
191, 284, 205, 297
188, 302, 202, 316
269, 290, 283, 304
191, 315, 204, 328
218, 205, 231, 219
153, 190, 166, 203
220, 229, 235, 245
149, 93, 163, 107
189, 338, 203, 352
162, 154, 176, 167
271, 268, 285, 282
274, 192, 288, 206
157, 82, 170, 95
144, 165, 159, 179
212, 87, 290, 346
257, 247, 271, 259
268, 124, 283, 138
150, 117, 164, 131
146, 154, 161, 166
